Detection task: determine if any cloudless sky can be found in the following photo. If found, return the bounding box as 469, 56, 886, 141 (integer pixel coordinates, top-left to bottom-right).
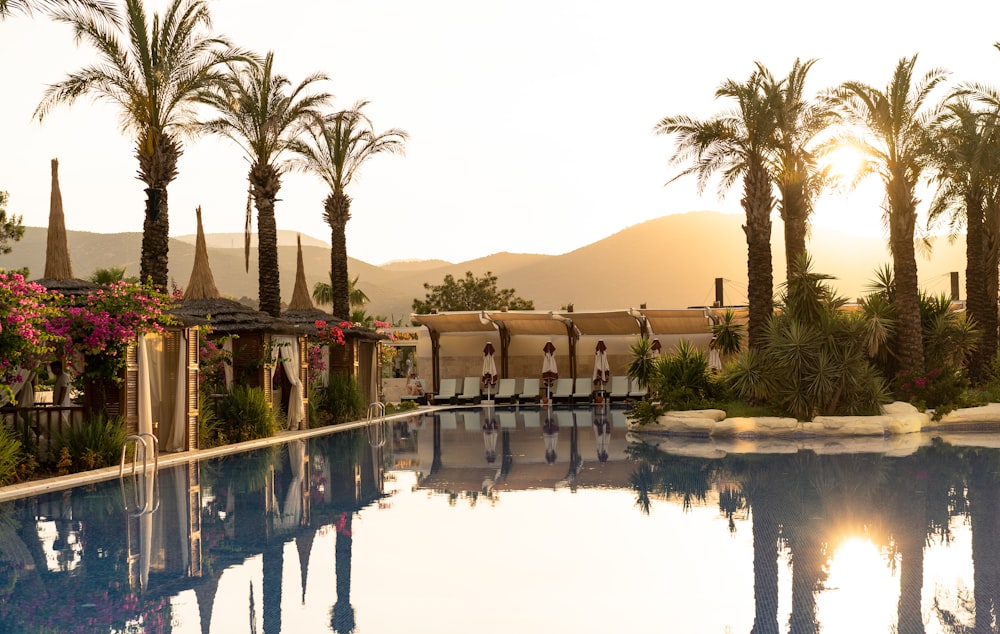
2, 0, 1000, 266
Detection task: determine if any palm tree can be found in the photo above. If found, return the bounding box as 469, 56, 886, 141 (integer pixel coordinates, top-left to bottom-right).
200, 51, 331, 317
765, 58, 834, 279
927, 95, 1000, 383
34, 0, 250, 290
313, 273, 369, 311
655, 66, 777, 350
290, 101, 407, 320
827, 55, 949, 375
0, 0, 116, 19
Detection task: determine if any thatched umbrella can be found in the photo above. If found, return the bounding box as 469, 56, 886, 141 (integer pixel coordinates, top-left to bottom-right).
173, 208, 298, 335
281, 235, 336, 334
33, 158, 96, 297
183, 206, 220, 300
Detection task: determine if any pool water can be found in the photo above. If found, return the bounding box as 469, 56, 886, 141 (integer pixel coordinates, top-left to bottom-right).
0, 404, 998, 633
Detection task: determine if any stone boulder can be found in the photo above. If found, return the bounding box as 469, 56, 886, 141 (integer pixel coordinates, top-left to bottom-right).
803, 415, 887, 436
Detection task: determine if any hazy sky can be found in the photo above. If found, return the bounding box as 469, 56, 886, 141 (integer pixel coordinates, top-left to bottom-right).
2, 0, 1000, 266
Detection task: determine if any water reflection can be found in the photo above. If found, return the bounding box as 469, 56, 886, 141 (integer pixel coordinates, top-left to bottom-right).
2, 411, 1000, 632
627, 438, 988, 633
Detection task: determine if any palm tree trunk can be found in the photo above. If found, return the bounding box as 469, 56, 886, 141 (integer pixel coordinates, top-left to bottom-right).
137, 132, 180, 291
743, 161, 775, 350
256, 196, 281, 317
252, 164, 283, 318
964, 195, 989, 384
887, 177, 924, 375
140, 188, 170, 290
779, 182, 808, 281
326, 192, 352, 321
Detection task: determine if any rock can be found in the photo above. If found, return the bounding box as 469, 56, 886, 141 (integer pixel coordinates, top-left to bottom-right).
666, 408, 727, 422
885, 411, 929, 434
881, 401, 921, 415
937, 403, 1000, 424
806, 416, 887, 436
648, 415, 716, 435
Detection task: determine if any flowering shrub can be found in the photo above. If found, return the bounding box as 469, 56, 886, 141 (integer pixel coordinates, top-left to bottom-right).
0, 273, 60, 401
895, 366, 967, 410
307, 344, 327, 385
200, 334, 235, 394
316, 320, 346, 346
47, 281, 178, 383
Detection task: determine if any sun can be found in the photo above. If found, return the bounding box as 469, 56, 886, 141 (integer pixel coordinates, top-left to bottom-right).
822, 143, 868, 186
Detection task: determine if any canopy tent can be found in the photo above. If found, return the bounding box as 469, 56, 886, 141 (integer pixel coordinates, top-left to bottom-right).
412, 308, 714, 389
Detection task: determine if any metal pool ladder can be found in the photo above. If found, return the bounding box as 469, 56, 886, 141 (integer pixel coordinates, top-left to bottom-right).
119, 432, 159, 515
366, 402, 386, 448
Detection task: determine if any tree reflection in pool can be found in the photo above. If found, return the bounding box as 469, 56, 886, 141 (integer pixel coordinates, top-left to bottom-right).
0, 406, 996, 633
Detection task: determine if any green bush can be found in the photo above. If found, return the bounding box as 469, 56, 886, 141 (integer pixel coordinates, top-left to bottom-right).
214, 385, 279, 443
0, 426, 24, 486
52, 413, 127, 472
313, 373, 366, 427
198, 392, 225, 448
651, 339, 714, 410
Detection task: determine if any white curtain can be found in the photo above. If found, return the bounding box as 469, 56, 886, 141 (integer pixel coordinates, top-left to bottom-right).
275, 335, 304, 430
167, 331, 187, 452
138, 335, 155, 436
222, 338, 233, 390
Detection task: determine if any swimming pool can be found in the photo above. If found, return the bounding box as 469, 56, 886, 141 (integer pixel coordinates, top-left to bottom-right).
0, 404, 997, 633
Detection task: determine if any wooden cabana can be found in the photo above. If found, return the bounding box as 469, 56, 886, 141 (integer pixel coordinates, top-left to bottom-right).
173, 208, 309, 433
280, 235, 386, 406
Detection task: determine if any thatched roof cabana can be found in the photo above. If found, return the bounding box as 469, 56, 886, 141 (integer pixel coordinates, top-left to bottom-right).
280, 235, 385, 343
32, 158, 97, 297
172, 207, 297, 335
281, 234, 337, 334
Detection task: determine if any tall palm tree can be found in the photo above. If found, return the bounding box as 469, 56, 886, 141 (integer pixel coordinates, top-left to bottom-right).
927, 95, 1000, 384
655, 67, 778, 350
314, 273, 369, 311
34, 0, 249, 290
290, 101, 407, 320
0, 0, 116, 19
765, 58, 834, 279
200, 51, 331, 317
827, 55, 948, 375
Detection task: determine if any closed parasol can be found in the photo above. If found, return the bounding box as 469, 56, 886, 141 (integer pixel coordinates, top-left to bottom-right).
542, 340, 558, 401
593, 339, 611, 398
651, 338, 663, 357
482, 341, 498, 401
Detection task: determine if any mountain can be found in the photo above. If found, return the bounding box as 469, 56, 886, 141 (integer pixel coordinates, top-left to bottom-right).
0, 211, 966, 320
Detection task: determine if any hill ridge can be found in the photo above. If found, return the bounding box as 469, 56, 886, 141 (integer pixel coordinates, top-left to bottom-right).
0, 211, 966, 320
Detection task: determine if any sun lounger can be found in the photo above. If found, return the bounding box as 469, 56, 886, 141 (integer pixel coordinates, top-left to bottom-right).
432, 378, 458, 404
457, 376, 482, 404
608, 376, 630, 401
400, 378, 427, 405
494, 378, 518, 403
551, 378, 574, 403
629, 378, 648, 400
520, 378, 541, 403
572, 377, 592, 403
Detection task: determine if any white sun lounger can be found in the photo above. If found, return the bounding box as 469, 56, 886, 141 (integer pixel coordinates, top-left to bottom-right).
520, 378, 541, 403
551, 378, 574, 402
433, 378, 458, 404
572, 377, 593, 403
629, 378, 648, 399
608, 376, 630, 401
457, 376, 482, 404
495, 378, 518, 403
